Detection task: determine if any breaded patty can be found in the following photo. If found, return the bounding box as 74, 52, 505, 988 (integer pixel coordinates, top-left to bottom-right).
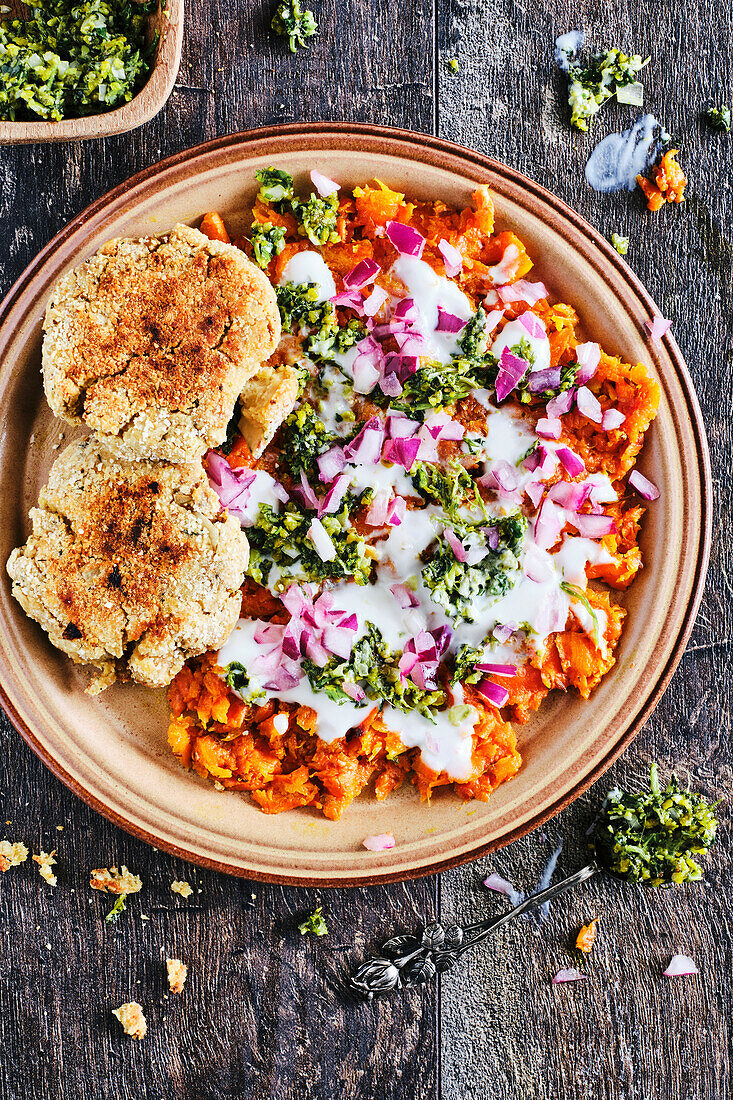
42, 224, 281, 462
7, 438, 249, 692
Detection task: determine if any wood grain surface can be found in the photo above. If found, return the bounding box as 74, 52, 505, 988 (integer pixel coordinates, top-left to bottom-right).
0, 0, 730, 1096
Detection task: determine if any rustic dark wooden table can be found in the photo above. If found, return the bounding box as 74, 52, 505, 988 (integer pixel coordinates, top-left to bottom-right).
0, 2, 731, 1097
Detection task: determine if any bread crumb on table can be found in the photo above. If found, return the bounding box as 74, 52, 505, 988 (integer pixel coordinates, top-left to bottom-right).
112, 1002, 147, 1039
89, 866, 142, 894
0, 840, 29, 872
32, 850, 57, 886
171, 880, 193, 898
166, 958, 188, 994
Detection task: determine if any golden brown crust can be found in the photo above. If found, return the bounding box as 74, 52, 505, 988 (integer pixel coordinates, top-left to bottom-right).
7, 438, 249, 691
42, 224, 281, 462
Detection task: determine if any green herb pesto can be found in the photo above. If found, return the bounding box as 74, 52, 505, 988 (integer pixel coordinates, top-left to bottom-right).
249, 222, 286, 269
422, 515, 527, 622
450, 643, 485, 685
610, 232, 630, 255
279, 402, 337, 480
304, 317, 365, 364
411, 458, 479, 522
246, 493, 373, 588
275, 282, 336, 336
589, 764, 718, 885
298, 906, 328, 936
295, 192, 341, 247
105, 894, 127, 922
517, 359, 577, 404
255, 167, 295, 207
0, 0, 156, 122
223, 661, 266, 704
303, 622, 445, 717
270, 0, 317, 53
705, 104, 731, 132
565, 47, 649, 131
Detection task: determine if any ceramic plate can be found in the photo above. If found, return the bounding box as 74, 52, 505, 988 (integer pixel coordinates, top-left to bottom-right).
0, 124, 711, 885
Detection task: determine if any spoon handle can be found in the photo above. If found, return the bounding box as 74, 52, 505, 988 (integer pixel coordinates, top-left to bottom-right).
348, 862, 600, 998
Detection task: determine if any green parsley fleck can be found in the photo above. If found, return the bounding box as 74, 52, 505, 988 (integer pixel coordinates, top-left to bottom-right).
704, 104, 731, 132
0, 0, 156, 122
450, 643, 485, 685
447, 58, 459, 74
298, 906, 328, 936
249, 222, 286, 268
565, 47, 649, 131
105, 894, 127, 922
276, 283, 336, 335
560, 581, 602, 648
589, 764, 718, 886
270, 0, 317, 53
611, 232, 630, 256
279, 402, 337, 480
295, 192, 341, 247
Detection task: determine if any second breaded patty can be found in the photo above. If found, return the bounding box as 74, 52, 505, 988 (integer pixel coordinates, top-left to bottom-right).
7, 438, 249, 692
42, 224, 281, 462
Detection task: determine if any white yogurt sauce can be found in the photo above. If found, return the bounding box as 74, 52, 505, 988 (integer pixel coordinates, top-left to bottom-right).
390, 255, 473, 364
491, 317, 551, 374
279, 251, 337, 300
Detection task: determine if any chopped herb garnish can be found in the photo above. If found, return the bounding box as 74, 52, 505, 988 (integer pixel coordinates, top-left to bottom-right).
447, 58, 459, 74
589, 764, 718, 886
270, 0, 317, 52
223, 661, 266, 703
105, 894, 127, 922
422, 515, 527, 622
276, 283, 336, 336
249, 222, 286, 268
564, 47, 649, 131
279, 402, 337, 480
411, 459, 478, 522
704, 104, 731, 132
247, 493, 373, 588
298, 906, 328, 936
0, 0, 156, 122
303, 622, 445, 717
305, 317, 366, 364
255, 167, 295, 207
295, 192, 341, 247
611, 232, 630, 255
450, 643, 485, 685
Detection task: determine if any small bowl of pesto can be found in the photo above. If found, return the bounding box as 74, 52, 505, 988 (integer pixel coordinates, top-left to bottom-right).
0, 0, 183, 143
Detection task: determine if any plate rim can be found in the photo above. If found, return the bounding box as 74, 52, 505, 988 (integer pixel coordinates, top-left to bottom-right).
0, 121, 712, 886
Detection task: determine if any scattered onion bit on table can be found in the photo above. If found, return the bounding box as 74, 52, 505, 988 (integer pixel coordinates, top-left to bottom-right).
552, 967, 586, 984
575, 917, 599, 953
644, 315, 672, 345
663, 954, 699, 978
636, 150, 687, 211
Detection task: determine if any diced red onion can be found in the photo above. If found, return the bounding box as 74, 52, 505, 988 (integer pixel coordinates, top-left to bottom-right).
556, 446, 586, 478
528, 367, 562, 393
393, 297, 418, 321
536, 417, 562, 440
475, 663, 518, 676
492, 623, 516, 643
310, 169, 340, 197
444, 527, 467, 562
298, 469, 320, 509
436, 308, 469, 333
483, 872, 522, 905
628, 469, 660, 501
484, 308, 505, 332
307, 518, 337, 561
390, 582, 419, 609
386, 220, 426, 258
663, 954, 698, 978
382, 436, 421, 471
363, 285, 389, 317
571, 513, 616, 538
387, 413, 421, 439
525, 480, 545, 508
343, 682, 366, 703
602, 408, 626, 430
495, 346, 529, 402
534, 498, 566, 550
317, 445, 347, 484
552, 968, 586, 984
644, 315, 672, 343
263, 666, 302, 691
518, 310, 546, 340
438, 238, 463, 277
322, 623, 358, 660
548, 481, 591, 510
483, 459, 519, 493
575, 342, 601, 384
365, 487, 391, 527
424, 410, 465, 441
331, 288, 364, 311
363, 833, 395, 851
523, 543, 554, 583
386, 496, 406, 526
477, 679, 510, 708
576, 386, 603, 424
497, 279, 548, 306
343, 258, 380, 290
546, 389, 575, 418
318, 472, 350, 517
344, 416, 384, 464
379, 371, 403, 397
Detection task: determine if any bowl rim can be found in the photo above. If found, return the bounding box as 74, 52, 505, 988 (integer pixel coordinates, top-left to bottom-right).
0, 0, 184, 145
0, 122, 712, 885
